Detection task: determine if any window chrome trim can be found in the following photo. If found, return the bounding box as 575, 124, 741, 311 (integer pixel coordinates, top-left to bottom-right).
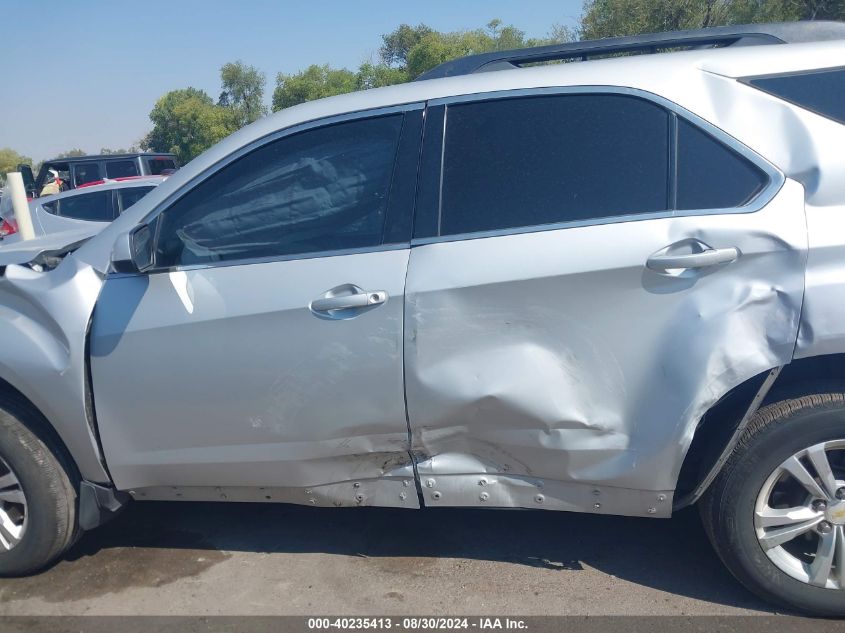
418, 85, 784, 245
137, 102, 424, 274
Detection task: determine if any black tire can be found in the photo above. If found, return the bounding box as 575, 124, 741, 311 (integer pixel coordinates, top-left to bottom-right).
701, 392, 845, 616
0, 395, 79, 576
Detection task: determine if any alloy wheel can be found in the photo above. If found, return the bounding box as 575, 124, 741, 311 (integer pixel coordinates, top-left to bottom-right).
755, 439, 845, 589
0, 455, 26, 551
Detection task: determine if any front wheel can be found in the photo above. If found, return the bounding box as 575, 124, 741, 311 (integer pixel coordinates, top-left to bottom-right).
701, 393, 845, 615
0, 396, 79, 576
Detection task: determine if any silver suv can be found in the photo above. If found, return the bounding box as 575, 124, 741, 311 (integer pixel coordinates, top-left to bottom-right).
1, 21, 844, 616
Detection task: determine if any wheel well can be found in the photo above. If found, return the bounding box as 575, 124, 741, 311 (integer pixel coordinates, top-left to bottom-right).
0, 375, 81, 484
676, 353, 845, 501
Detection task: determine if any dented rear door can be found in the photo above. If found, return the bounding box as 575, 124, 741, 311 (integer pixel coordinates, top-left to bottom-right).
404, 91, 806, 516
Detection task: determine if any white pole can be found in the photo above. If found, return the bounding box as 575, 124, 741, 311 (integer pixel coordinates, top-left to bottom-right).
5, 172, 35, 241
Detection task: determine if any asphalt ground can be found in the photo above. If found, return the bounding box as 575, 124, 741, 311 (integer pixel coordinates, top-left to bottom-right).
0, 500, 788, 617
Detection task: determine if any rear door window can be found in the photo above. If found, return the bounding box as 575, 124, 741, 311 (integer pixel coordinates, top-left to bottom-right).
747, 68, 845, 125
57, 190, 114, 221
73, 163, 101, 187
438, 94, 670, 236
106, 160, 140, 178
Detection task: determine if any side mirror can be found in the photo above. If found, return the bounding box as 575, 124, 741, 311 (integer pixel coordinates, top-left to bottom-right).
112, 224, 154, 273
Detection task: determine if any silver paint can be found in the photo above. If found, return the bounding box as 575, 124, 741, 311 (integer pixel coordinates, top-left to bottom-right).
90, 249, 413, 496
405, 181, 806, 501
0, 39, 840, 514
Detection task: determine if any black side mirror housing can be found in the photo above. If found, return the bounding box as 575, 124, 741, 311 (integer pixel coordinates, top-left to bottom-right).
112, 224, 154, 273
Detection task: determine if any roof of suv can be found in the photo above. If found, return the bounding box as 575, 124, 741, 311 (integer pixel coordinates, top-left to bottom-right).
44, 153, 176, 164
416, 21, 845, 80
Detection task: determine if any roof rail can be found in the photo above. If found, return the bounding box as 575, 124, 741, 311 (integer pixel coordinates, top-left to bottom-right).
415, 21, 845, 81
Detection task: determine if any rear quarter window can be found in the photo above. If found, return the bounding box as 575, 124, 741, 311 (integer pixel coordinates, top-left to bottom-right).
747, 68, 845, 125
146, 157, 177, 175
106, 160, 140, 178
57, 190, 114, 222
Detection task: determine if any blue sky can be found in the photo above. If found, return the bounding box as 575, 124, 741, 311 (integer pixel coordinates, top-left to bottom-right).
2, 0, 583, 161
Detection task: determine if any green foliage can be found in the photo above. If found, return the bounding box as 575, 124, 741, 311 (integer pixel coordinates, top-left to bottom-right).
356, 62, 409, 90
379, 23, 435, 67
0, 148, 32, 186
580, 0, 844, 40
269, 19, 570, 112
219, 61, 268, 128
141, 87, 235, 164
272, 64, 358, 111
55, 149, 87, 158
99, 146, 139, 155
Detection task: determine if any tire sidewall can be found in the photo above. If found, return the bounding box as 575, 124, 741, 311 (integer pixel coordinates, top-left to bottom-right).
715, 401, 845, 615
0, 410, 74, 575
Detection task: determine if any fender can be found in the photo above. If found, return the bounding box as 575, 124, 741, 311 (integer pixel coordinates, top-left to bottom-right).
0, 255, 109, 482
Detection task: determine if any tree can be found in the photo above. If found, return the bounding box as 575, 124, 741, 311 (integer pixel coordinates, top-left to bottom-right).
580, 0, 844, 40
379, 23, 435, 67
55, 149, 87, 158
272, 64, 358, 111
218, 61, 268, 128
395, 19, 565, 80
100, 146, 139, 155
141, 88, 234, 164
0, 148, 32, 186
356, 62, 408, 90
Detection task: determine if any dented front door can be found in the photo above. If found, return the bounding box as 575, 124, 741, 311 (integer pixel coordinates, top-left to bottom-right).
90, 251, 414, 503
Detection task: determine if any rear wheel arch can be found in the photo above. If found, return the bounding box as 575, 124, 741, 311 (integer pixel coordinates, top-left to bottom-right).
676, 353, 845, 507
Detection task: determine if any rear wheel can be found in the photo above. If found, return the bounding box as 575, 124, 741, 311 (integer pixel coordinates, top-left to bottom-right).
0, 397, 79, 576
701, 393, 845, 615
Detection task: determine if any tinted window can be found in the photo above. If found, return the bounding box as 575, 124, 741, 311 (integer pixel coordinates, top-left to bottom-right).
73, 163, 101, 186
439, 94, 669, 236
676, 119, 766, 210
749, 68, 845, 125
146, 157, 177, 175
41, 201, 57, 215
106, 160, 139, 178
118, 186, 155, 213
156, 115, 403, 267
57, 190, 113, 221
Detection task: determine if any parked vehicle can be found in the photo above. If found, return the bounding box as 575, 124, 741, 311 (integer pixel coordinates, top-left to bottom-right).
0, 177, 165, 243
1, 21, 845, 615
16, 153, 177, 198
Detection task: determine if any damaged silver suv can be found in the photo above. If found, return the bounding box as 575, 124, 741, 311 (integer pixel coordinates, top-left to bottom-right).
2, 21, 845, 615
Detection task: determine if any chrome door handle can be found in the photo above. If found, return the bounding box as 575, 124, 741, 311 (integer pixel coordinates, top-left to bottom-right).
310, 290, 387, 312
647, 246, 740, 271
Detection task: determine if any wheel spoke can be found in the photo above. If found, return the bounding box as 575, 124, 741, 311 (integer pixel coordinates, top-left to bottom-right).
0, 472, 17, 489
0, 508, 21, 551
836, 527, 845, 588
782, 455, 828, 500
755, 505, 821, 528
810, 528, 837, 587
759, 516, 823, 550
807, 444, 839, 499
0, 487, 24, 504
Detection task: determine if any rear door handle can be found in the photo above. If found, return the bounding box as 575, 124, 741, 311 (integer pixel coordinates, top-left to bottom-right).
310, 288, 387, 313
647, 246, 740, 271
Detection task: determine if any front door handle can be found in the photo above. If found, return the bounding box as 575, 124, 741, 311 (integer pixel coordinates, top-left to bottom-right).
647, 246, 740, 272
310, 286, 387, 314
